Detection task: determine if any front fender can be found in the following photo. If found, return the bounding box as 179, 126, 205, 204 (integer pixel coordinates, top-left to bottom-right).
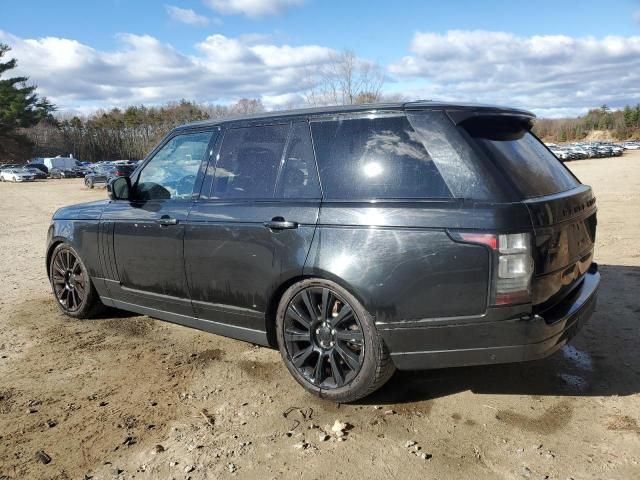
46, 219, 102, 280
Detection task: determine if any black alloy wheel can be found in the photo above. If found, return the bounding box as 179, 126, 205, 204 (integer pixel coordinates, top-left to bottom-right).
51, 248, 87, 312
283, 286, 365, 389
277, 279, 395, 402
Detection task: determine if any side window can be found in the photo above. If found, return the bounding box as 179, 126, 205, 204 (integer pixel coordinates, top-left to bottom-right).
275, 122, 321, 199
310, 115, 452, 200
212, 124, 289, 199
136, 131, 213, 200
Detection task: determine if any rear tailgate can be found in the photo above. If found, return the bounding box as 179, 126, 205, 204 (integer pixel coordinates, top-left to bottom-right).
525, 185, 597, 308
454, 112, 597, 310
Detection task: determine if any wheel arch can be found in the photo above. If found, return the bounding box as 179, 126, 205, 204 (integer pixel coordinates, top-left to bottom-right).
46, 239, 66, 279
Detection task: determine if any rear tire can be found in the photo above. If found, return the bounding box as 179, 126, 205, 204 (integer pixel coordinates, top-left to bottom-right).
49, 243, 105, 319
276, 278, 395, 403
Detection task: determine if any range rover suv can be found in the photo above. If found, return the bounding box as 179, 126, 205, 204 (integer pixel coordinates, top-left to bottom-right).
46, 101, 600, 402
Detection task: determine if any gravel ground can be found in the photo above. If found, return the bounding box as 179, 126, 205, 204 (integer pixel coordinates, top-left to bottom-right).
1, 152, 639, 480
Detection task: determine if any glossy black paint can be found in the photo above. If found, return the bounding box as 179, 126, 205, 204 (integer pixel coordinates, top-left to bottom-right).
387, 266, 599, 370
524, 185, 598, 307
100, 199, 193, 315
46, 102, 600, 371
305, 202, 493, 322
186, 200, 319, 330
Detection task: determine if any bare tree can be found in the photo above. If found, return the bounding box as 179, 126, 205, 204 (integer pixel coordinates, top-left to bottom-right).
304, 50, 385, 106
230, 98, 265, 115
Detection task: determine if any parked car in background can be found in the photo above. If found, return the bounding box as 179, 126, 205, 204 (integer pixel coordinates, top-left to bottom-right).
1, 168, 35, 182
27, 163, 49, 175
113, 163, 135, 177
21, 166, 47, 179
73, 166, 91, 177
84, 163, 116, 188
49, 167, 78, 179
43, 156, 77, 171
0, 163, 21, 172
47, 101, 600, 402
549, 141, 626, 161
622, 141, 640, 150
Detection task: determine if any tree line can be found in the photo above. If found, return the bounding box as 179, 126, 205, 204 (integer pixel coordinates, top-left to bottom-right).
533, 104, 640, 142
27, 99, 266, 162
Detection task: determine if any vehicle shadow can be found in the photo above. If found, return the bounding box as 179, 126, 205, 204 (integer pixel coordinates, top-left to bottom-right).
361, 264, 640, 405
90, 306, 142, 320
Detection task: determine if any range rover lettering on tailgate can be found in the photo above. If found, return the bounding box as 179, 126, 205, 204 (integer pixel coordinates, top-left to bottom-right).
46, 101, 600, 402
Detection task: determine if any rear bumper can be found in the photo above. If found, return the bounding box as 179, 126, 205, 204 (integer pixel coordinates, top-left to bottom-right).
382, 265, 600, 370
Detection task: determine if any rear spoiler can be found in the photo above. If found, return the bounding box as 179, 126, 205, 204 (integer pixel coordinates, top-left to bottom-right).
446, 111, 535, 141
446, 109, 535, 126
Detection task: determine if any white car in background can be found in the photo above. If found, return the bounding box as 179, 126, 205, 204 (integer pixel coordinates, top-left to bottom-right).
0, 168, 35, 182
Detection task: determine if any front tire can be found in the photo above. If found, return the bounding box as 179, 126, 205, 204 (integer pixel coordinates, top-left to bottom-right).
276, 278, 395, 403
49, 243, 104, 319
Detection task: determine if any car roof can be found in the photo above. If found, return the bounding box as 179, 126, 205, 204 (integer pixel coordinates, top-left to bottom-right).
177, 100, 535, 130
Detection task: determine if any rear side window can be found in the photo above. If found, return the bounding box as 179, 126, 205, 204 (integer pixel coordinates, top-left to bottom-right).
311, 115, 452, 200
275, 122, 321, 199
212, 124, 288, 199
461, 117, 579, 198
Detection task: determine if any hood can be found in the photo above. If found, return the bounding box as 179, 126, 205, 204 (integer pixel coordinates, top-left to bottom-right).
53, 200, 110, 221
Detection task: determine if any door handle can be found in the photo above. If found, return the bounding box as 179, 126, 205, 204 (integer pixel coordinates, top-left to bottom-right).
263, 217, 298, 230
157, 216, 179, 226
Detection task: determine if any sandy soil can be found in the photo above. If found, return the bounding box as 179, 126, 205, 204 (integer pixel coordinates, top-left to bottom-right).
1, 153, 639, 480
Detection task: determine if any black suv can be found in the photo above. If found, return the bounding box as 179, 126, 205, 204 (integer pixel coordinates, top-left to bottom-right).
46, 102, 599, 402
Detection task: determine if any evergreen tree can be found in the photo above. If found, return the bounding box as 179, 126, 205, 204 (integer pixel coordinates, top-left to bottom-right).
623, 105, 634, 127
0, 43, 54, 160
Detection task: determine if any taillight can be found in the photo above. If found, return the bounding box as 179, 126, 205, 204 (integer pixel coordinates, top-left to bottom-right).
451, 231, 533, 306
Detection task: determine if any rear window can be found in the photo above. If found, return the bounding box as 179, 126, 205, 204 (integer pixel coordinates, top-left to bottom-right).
461, 116, 579, 198
310, 115, 452, 200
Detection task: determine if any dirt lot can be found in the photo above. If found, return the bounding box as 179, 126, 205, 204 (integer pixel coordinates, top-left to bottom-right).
1, 152, 639, 480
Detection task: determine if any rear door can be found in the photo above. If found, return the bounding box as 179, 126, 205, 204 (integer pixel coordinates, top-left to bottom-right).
459, 116, 596, 309
185, 121, 321, 338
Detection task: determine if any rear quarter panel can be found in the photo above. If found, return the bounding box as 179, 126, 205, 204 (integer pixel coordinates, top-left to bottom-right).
303, 201, 530, 324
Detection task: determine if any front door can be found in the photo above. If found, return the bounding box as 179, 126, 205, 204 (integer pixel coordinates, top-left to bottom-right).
185, 121, 321, 341
102, 129, 216, 316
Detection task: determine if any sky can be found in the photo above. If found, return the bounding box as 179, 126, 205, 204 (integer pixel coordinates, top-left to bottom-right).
1, 0, 640, 117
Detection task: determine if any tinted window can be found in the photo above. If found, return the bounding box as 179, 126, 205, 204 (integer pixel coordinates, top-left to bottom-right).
311, 115, 451, 200
407, 111, 505, 201
462, 118, 579, 198
212, 124, 288, 199
275, 122, 321, 199
136, 131, 213, 200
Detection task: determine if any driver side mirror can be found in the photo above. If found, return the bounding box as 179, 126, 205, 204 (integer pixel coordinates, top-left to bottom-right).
108, 176, 131, 201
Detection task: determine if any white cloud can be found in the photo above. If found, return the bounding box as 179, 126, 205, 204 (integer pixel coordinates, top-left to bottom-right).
166, 5, 210, 25
389, 30, 640, 117
203, 0, 304, 17
3, 27, 640, 118
0, 30, 334, 111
